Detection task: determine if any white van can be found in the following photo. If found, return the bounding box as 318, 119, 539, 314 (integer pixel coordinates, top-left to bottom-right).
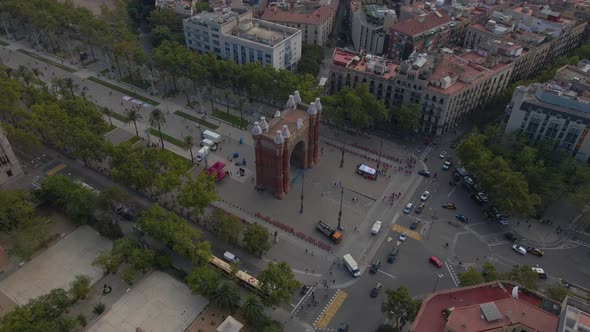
223, 251, 239, 264
371, 221, 382, 235
343, 254, 360, 278
200, 138, 217, 151
201, 130, 222, 144
196, 146, 210, 162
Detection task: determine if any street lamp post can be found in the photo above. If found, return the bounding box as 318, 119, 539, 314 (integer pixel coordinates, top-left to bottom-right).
340, 143, 345, 168
375, 139, 383, 179
337, 184, 344, 231
299, 172, 304, 214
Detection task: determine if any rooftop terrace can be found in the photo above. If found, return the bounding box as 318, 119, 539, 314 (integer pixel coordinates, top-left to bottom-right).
331, 48, 398, 79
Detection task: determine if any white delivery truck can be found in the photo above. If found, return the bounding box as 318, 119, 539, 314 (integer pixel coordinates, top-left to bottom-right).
200, 138, 217, 151
196, 146, 209, 162
201, 130, 222, 144
371, 220, 382, 235
343, 254, 360, 277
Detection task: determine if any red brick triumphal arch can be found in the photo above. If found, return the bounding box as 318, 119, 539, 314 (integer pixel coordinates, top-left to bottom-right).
251, 92, 322, 199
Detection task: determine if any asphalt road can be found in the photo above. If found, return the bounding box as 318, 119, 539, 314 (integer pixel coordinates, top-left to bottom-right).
320, 137, 590, 330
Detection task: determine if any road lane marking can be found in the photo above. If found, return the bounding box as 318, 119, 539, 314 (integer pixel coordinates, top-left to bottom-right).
445, 262, 459, 287
313, 290, 348, 329
378, 269, 397, 279
291, 286, 315, 314
489, 241, 511, 247
392, 224, 421, 240
46, 163, 66, 176
447, 186, 456, 197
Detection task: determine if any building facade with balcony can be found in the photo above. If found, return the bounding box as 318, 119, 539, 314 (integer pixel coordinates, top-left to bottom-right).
260, 0, 339, 46
504, 60, 590, 162
327, 47, 515, 135
183, 9, 302, 70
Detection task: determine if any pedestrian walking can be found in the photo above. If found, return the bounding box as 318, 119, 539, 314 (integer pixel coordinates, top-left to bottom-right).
528, 224, 531, 229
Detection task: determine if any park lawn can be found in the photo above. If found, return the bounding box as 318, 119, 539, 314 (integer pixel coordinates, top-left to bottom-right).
125, 135, 142, 145
174, 111, 219, 129
17, 49, 76, 73
148, 128, 188, 149
105, 109, 127, 122
121, 75, 151, 90
88, 77, 160, 106
212, 109, 249, 129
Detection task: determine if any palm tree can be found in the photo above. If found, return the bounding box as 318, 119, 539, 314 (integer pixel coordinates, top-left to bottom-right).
126, 110, 143, 137
183, 135, 195, 164
212, 282, 241, 312
103, 108, 114, 125
240, 295, 264, 325
149, 108, 166, 149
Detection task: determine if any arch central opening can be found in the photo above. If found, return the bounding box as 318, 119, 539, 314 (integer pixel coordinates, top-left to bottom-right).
290, 140, 306, 184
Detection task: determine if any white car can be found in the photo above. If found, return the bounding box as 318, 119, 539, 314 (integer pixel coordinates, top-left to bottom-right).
371, 220, 383, 235
439, 151, 447, 159
399, 232, 408, 242
512, 245, 527, 255
442, 161, 451, 170
420, 191, 430, 201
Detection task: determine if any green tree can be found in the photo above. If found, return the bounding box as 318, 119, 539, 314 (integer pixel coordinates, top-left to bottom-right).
258, 261, 299, 307
242, 224, 271, 257
212, 282, 241, 312
186, 266, 221, 297
458, 266, 485, 286
0, 288, 77, 332
212, 209, 243, 245
297, 45, 324, 76
35, 175, 98, 225
482, 262, 500, 282
69, 275, 91, 302
240, 295, 265, 325
392, 103, 420, 132
92, 238, 136, 274
150, 25, 175, 47
125, 109, 143, 137
148, 7, 182, 32
547, 283, 568, 302
128, 247, 156, 272
149, 108, 166, 149
381, 286, 419, 329
0, 190, 35, 232
507, 265, 538, 290
11, 218, 49, 260
177, 174, 218, 215
322, 84, 387, 131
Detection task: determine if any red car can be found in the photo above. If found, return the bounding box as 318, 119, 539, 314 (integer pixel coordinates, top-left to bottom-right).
429, 256, 443, 268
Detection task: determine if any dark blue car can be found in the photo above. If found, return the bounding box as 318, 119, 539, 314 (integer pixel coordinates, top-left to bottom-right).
455, 214, 468, 223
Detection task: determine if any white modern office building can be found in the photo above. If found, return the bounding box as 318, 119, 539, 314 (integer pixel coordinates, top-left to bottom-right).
183, 8, 302, 70
504, 61, 590, 162
351, 3, 397, 55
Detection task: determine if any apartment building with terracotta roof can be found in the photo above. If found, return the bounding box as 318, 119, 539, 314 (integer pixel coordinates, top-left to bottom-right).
260, 0, 339, 46
387, 9, 453, 62
328, 48, 399, 101
465, 4, 587, 81
327, 46, 515, 135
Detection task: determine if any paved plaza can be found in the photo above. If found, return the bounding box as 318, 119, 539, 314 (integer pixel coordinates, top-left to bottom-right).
86, 271, 208, 332
0, 226, 111, 305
